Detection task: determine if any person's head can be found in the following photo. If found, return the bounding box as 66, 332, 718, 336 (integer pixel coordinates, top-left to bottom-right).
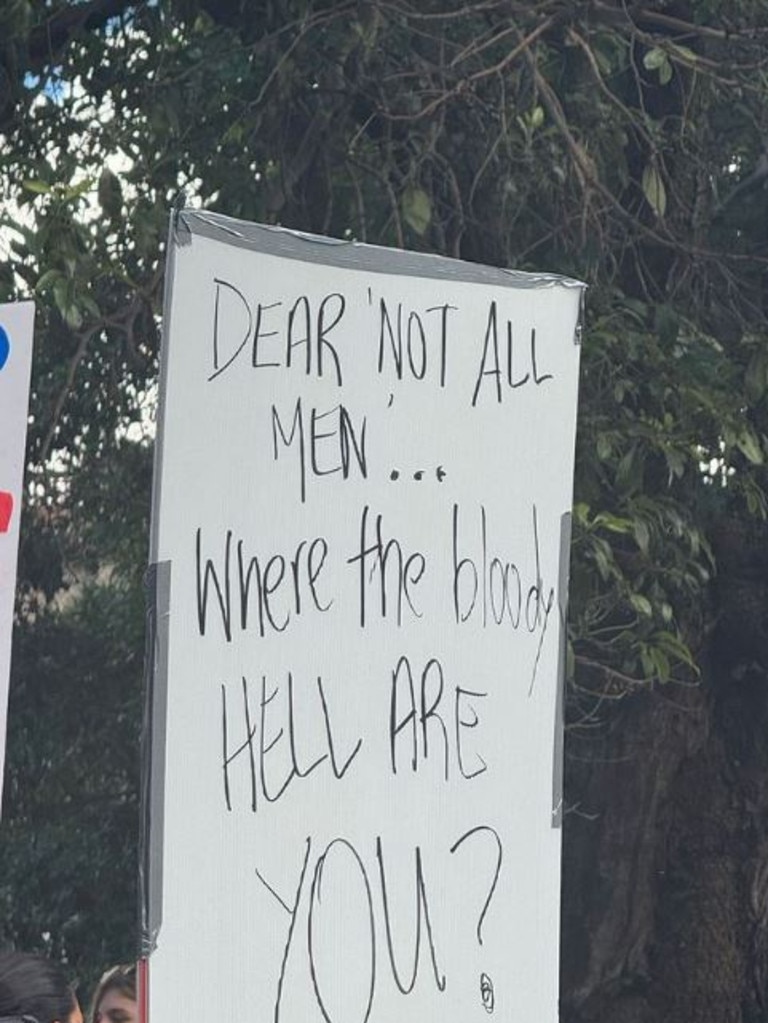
87, 966, 136, 1023
0, 951, 82, 1023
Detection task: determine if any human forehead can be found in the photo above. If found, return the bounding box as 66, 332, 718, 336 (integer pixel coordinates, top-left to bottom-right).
95, 990, 137, 1022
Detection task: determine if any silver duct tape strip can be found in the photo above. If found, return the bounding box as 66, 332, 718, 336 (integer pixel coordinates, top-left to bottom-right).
575, 287, 586, 346
149, 213, 178, 566
139, 559, 171, 957
138, 211, 179, 956
172, 199, 192, 247
178, 209, 587, 293
552, 511, 573, 829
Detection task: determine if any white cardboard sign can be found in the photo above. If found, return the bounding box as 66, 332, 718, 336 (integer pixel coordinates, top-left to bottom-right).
146, 212, 583, 1023
0, 301, 34, 814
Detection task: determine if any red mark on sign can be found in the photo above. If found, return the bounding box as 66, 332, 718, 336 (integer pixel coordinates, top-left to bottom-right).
0, 492, 13, 533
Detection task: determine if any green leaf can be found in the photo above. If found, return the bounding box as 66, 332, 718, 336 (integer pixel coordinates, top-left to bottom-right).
642, 163, 667, 217
643, 47, 673, 83
616, 445, 644, 493
596, 433, 613, 461
35, 268, 64, 293
643, 47, 666, 70
530, 105, 545, 129
402, 186, 431, 235
665, 448, 685, 480
63, 303, 83, 330
669, 43, 697, 65
80, 293, 101, 319
656, 305, 679, 346
746, 349, 768, 403
736, 429, 764, 465
592, 539, 613, 580
22, 179, 52, 194
630, 593, 653, 617
651, 646, 671, 682
632, 518, 650, 554
52, 277, 69, 315
655, 630, 697, 669
61, 178, 94, 201
98, 168, 123, 218
573, 502, 591, 526
595, 512, 632, 533
222, 121, 245, 146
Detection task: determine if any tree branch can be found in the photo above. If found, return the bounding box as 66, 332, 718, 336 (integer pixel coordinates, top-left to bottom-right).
27, 0, 137, 70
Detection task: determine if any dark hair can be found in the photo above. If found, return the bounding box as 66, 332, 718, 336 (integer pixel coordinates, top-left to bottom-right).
88, 965, 135, 1023
0, 952, 76, 1023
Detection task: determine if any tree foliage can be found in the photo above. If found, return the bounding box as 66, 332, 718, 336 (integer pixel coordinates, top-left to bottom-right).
1, 0, 768, 1013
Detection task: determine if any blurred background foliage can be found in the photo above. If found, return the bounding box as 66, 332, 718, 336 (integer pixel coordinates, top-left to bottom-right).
1, 1, 768, 1016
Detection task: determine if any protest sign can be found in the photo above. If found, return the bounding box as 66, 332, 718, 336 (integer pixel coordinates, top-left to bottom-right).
0, 301, 34, 814
143, 211, 583, 1022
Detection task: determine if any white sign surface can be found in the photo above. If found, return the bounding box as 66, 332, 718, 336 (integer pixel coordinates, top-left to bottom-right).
146, 212, 582, 1023
0, 301, 34, 813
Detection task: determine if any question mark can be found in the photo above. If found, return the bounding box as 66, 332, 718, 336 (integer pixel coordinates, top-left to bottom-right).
449, 825, 503, 1013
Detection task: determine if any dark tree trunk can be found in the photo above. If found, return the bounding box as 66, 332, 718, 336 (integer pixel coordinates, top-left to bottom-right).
561, 654, 768, 1023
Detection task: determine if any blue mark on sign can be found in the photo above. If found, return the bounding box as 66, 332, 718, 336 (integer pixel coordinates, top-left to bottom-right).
0, 325, 9, 370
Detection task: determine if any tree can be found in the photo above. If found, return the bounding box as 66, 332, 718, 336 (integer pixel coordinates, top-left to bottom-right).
1, 1, 768, 1017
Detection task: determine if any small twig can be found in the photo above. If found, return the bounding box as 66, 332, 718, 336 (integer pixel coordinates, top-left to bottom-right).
563, 802, 601, 821
567, 27, 654, 151
378, 0, 513, 23
384, 16, 555, 123
450, 20, 526, 69
348, 162, 368, 242
40, 324, 101, 465
384, 175, 404, 248
522, 44, 597, 191
574, 653, 652, 690
636, 7, 768, 42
